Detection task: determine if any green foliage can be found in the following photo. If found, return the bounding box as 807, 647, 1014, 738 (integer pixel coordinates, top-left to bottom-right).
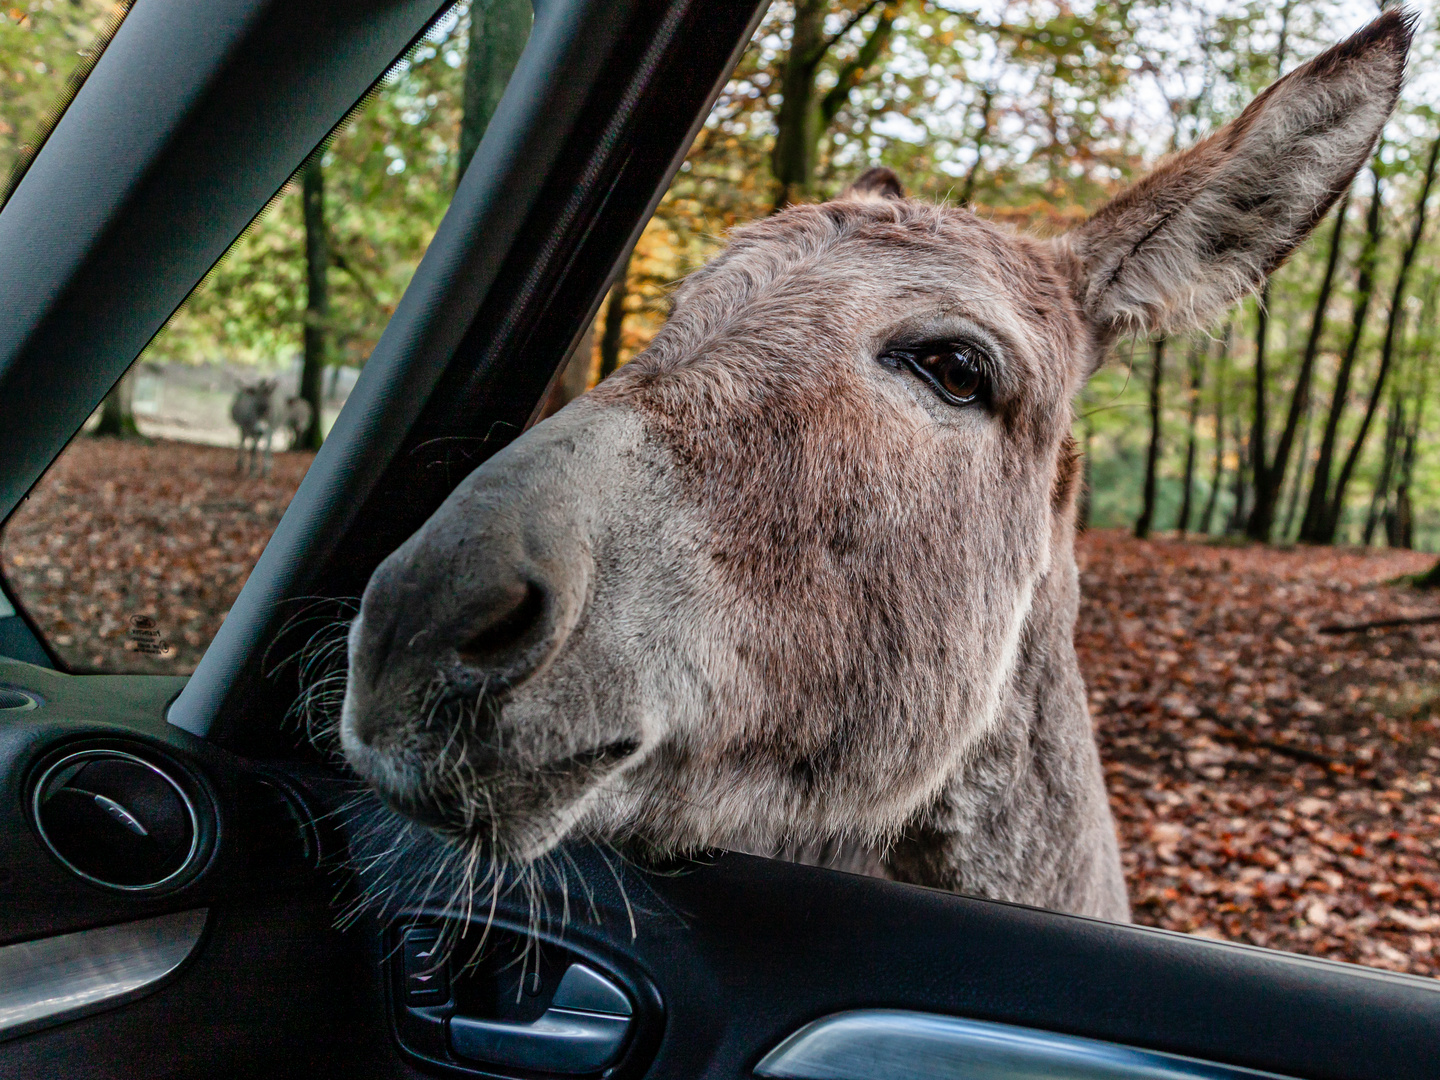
0, 0, 127, 199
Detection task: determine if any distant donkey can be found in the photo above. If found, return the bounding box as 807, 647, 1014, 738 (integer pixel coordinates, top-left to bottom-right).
230, 379, 277, 476
279, 396, 314, 450
339, 15, 1411, 921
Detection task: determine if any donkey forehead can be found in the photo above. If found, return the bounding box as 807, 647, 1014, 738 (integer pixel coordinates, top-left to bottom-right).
666, 201, 1079, 372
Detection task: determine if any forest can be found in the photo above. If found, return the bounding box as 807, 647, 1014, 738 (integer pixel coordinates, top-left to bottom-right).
6, 0, 1440, 549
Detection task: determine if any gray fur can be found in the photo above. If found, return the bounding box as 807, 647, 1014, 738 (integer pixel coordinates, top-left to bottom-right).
338, 16, 1408, 923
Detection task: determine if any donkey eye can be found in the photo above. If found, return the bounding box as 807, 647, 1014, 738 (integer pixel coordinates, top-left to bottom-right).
921, 347, 986, 402
883, 342, 991, 407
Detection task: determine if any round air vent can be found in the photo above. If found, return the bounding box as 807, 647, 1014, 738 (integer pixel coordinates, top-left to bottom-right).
32, 749, 203, 891
0, 685, 40, 711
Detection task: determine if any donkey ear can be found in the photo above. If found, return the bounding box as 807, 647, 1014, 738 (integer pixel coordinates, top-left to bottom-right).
839, 166, 906, 201
1064, 9, 1412, 341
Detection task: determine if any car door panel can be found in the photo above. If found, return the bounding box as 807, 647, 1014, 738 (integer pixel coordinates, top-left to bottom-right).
351, 839, 1440, 1080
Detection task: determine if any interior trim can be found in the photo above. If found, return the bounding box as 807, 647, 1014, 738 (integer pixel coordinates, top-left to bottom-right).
754, 1010, 1297, 1080
31, 749, 202, 892
0, 909, 207, 1042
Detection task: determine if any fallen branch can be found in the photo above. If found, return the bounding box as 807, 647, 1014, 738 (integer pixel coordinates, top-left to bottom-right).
1209, 723, 1345, 770
1317, 613, 1440, 635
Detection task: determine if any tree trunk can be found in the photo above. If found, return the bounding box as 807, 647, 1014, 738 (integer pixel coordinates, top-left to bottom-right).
770, 0, 825, 211
1200, 329, 1230, 535
1392, 312, 1430, 550
1244, 287, 1271, 538
1280, 390, 1313, 539
957, 85, 995, 206
1392, 417, 1417, 549
1363, 392, 1402, 546
1247, 189, 1350, 541
1324, 136, 1440, 541
457, 0, 532, 185
299, 158, 328, 451
1300, 167, 1385, 543
771, 1, 893, 211
1228, 407, 1249, 535
1200, 390, 1224, 535
1135, 337, 1165, 540
598, 268, 628, 381
1176, 339, 1203, 535
93, 369, 139, 438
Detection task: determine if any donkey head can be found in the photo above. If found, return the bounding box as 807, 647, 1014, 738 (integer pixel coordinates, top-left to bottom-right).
340, 15, 1409, 867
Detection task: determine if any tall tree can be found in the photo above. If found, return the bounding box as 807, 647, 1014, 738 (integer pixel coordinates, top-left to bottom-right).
771, 0, 897, 210
1245, 287, 1272, 536
92, 369, 139, 438
598, 270, 628, 381
1177, 339, 1204, 535
957, 84, 996, 206
1390, 400, 1420, 549
1228, 407, 1249, 534
457, 0, 531, 184
1135, 337, 1166, 540
1246, 188, 1351, 540
1393, 277, 1438, 549
1280, 391, 1314, 539
1363, 387, 1404, 546
1300, 166, 1385, 543
298, 158, 328, 450
1200, 327, 1232, 535
1324, 134, 1440, 540
1241, 2, 1295, 542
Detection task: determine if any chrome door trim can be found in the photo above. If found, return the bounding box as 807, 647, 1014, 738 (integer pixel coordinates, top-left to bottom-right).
754, 1010, 1297, 1080
0, 908, 207, 1041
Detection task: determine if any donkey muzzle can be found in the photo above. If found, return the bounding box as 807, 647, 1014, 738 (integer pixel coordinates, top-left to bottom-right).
337, 401, 659, 844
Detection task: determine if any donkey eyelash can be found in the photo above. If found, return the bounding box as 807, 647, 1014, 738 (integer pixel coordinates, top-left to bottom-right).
878, 340, 993, 408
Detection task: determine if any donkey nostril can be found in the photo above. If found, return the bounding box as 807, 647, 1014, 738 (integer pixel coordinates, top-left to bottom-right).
456, 580, 548, 671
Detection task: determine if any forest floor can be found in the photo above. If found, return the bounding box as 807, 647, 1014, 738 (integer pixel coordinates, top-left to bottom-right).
4, 439, 1440, 977
1078, 529, 1440, 977
1, 438, 313, 673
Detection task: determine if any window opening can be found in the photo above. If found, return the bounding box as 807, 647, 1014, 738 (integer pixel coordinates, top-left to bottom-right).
0, 0, 534, 674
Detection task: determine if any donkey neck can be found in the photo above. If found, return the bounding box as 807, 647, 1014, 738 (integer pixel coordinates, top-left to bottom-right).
887, 533, 1129, 922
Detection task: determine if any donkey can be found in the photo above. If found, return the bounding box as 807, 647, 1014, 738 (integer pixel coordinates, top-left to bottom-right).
231, 379, 278, 476
339, 14, 1411, 922
280, 395, 314, 450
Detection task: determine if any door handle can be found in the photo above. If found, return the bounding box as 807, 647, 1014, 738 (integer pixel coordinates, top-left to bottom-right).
448, 962, 633, 1074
